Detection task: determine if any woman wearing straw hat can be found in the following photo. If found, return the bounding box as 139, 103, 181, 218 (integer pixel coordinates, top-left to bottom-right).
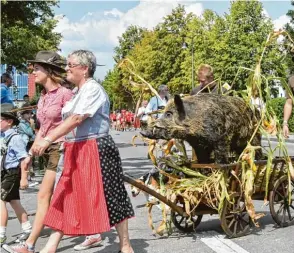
30, 50, 134, 253
9, 51, 73, 253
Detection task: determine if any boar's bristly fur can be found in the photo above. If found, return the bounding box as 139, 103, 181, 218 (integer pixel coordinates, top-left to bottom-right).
141, 94, 261, 164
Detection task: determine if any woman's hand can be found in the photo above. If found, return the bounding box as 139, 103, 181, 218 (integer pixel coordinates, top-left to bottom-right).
32, 138, 50, 156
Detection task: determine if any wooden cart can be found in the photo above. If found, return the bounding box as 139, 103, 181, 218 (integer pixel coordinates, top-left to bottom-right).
123, 157, 294, 238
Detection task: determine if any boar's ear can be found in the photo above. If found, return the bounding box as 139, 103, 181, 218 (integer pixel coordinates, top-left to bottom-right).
174, 94, 186, 121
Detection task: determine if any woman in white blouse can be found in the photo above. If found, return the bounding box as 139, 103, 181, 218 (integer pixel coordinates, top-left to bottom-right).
33, 50, 134, 253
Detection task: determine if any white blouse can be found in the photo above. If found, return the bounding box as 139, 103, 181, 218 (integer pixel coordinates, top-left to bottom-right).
62, 78, 110, 141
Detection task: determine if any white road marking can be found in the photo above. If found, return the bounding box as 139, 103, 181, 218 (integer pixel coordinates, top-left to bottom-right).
200, 231, 250, 253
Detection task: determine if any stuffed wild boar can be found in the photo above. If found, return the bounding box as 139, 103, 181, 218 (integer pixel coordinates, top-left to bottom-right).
141, 94, 261, 164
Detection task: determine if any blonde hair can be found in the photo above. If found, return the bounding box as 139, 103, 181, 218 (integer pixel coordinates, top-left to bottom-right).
197, 64, 214, 78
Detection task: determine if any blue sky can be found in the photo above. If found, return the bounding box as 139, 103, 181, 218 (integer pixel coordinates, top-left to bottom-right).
53, 1, 293, 80
55, 1, 291, 20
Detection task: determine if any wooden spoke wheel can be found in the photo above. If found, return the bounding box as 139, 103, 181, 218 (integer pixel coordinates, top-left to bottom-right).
171, 198, 202, 233
220, 194, 251, 238
269, 175, 294, 227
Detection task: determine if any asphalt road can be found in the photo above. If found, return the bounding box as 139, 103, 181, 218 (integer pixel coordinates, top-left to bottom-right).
3, 130, 294, 253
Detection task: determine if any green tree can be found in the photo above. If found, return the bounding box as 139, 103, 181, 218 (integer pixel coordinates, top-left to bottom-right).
155, 5, 194, 94
182, 9, 226, 91
219, 0, 286, 91
267, 97, 294, 132
102, 25, 146, 110
105, 2, 288, 107
102, 67, 136, 110
125, 5, 194, 94
114, 25, 146, 63
1, 0, 62, 69
285, 0, 294, 74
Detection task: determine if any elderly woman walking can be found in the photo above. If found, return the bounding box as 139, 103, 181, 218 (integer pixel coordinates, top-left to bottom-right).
32, 50, 134, 253
9, 51, 73, 253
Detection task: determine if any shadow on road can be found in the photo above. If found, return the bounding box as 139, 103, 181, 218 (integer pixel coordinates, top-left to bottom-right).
116, 143, 134, 148
57, 229, 149, 253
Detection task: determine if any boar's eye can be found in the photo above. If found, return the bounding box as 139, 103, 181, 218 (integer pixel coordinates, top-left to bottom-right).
165, 111, 173, 118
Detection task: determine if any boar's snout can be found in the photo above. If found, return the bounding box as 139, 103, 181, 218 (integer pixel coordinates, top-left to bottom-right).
140, 127, 164, 140
140, 130, 152, 138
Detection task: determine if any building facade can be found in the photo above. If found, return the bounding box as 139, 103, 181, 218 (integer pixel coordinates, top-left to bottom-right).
1, 64, 36, 106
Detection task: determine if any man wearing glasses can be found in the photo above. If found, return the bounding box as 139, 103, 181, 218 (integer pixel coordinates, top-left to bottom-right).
145, 84, 169, 119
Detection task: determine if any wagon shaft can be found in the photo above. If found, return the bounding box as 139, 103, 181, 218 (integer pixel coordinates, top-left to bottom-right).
123, 174, 187, 217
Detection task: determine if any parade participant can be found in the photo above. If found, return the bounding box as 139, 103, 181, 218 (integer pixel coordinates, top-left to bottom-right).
145, 84, 169, 119
136, 100, 148, 129
73, 234, 102, 251
110, 110, 117, 130
9, 51, 73, 253
0, 104, 32, 246
22, 95, 31, 108
115, 110, 122, 131
190, 64, 227, 95
125, 111, 133, 130
31, 50, 134, 253
1, 73, 14, 104
283, 75, 294, 138
18, 110, 35, 148
121, 109, 127, 131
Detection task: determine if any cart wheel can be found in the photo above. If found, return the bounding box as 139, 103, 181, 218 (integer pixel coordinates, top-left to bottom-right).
220, 194, 251, 238
269, 175, 294, 227
171, 198, 202, 233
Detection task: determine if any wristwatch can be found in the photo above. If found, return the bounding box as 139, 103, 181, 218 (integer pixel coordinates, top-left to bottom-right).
283, 120, 288, 126
44, 136, 53, 144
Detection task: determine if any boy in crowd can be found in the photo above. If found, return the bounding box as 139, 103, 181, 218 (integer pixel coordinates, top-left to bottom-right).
18, 110, 35, 149
1, 104, 32, 246
22, 95, 30, 108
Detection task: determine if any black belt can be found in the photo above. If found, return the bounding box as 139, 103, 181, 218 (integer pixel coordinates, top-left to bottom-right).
1, 167, 20, 173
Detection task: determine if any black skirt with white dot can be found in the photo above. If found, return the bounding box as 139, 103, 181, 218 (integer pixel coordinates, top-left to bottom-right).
98, 135, 134, 226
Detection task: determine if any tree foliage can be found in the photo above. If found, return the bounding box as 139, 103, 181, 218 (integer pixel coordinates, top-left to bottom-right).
1, 0, 62, 70
103, 1, 290, 109
285, 0, 294, 75
267, 97, 294, 132
114, 25, 146, 63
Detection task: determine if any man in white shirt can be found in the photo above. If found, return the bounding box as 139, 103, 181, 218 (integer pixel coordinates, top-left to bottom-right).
137, 100, 148, 129
145, 84, 169, 119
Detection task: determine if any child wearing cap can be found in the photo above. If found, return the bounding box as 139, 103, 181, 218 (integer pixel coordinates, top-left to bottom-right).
0, 104, 32, 246
18, 110, 35, 149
